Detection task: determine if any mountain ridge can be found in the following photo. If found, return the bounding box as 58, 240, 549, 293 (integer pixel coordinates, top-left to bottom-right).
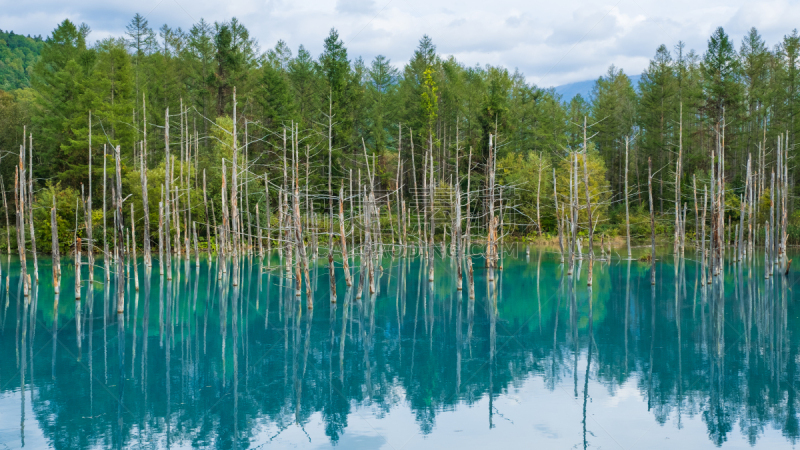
553, 74, 642, 103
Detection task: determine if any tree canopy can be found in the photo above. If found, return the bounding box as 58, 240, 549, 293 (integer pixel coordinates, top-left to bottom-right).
1, 19, 799, 239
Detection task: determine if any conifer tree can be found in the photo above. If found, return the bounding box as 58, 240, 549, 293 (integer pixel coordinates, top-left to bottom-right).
776, 29, 800, 148
365, 55, 399, 155
591, 65, 636, 194
319, 28, 354, 155
31, 19, 93, 182
702, 27, 741, 126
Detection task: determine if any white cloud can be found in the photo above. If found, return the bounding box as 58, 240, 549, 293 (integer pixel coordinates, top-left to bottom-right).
336, 0, 376, 15
3, 0, 800, 87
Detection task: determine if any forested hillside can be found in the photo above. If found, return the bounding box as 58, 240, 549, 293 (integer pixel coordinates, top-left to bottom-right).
0, 16, 799, 250
0, 29, 43, 90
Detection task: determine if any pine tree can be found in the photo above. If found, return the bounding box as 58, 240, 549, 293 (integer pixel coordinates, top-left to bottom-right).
739, 28, 772, 160
673, 43, 704, 176
186, 19, 215, 144
258, 59, 295, 128
62, 38, 134, 188
479, 67, 512, 159
365, 55, 398, 155
565, 94, 590, 150
776, 29, 800, 149
702, 27, 741, 126
638, 45, 677, 201
288, 45, 320, 127
125, 13, 155, 134
266, 40, 292, 71
591, 65, 637, 195
399, 35, 437, 139
31, 19, 93, 182
213, 23, 234, 116
319, 28, 354, 154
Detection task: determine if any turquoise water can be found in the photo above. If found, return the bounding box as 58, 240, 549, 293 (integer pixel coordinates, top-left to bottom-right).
0, 248, 798, 449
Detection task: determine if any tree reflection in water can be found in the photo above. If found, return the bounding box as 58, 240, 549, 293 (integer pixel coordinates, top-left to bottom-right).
0, 248, 798, 448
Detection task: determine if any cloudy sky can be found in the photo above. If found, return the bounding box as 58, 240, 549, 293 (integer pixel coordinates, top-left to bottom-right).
2, 0, 799, 87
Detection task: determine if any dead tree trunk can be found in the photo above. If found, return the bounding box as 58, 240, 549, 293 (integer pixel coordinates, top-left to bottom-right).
554, 169, 564, 263
1, 177, 9, 256
141, 151, 151, 268
582, 118, 594, 286
131, 203, 138, 291
339, 184, 352, 286
625, 138, 631, 259
51, 196, 60, 293
648, 158, 656, 285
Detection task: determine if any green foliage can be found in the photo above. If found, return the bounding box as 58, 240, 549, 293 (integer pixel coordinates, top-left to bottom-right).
0, 29, 43, 90
638, 46, 677, 179
591, 65, 636, 195
365, 55, 399, 155
287, 45, 320, 125
258, 61, 294, 128
702, 27, 741, 124
399, 35, 436, 139
212, 116, 234, 161
60, 38, 134, 186
756, 189, 772, 226
789, 211, 800, 244
319, 28, 357, 157
497, 151, 551, 234
621, 204, 673, 240
212, 18, 257, 116
30, 20, 92, 186
0, 90, 29, 182
1, 18, 800, 247
421, 66, 438, 141
774, 30, 800, 144
725, 191, 741, 222
555, 146, 611, 226
32, 181, 79, 254
431, 181, 454, 225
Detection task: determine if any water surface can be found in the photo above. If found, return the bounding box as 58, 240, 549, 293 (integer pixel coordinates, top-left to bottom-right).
0, 248, 798, 449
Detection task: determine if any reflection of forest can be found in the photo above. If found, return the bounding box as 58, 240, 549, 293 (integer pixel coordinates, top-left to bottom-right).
0, 252, 797, 448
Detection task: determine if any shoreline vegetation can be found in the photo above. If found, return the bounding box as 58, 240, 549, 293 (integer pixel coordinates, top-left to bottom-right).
0, 16, 797, 301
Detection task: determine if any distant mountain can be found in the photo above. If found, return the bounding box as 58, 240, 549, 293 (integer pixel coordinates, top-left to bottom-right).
553, 74, 642, 103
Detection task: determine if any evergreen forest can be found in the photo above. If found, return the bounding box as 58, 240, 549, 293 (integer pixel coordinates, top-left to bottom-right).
1, 16, 799, 253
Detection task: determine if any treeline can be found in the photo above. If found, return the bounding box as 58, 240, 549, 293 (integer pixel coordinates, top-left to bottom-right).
0, 16, 799, 248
